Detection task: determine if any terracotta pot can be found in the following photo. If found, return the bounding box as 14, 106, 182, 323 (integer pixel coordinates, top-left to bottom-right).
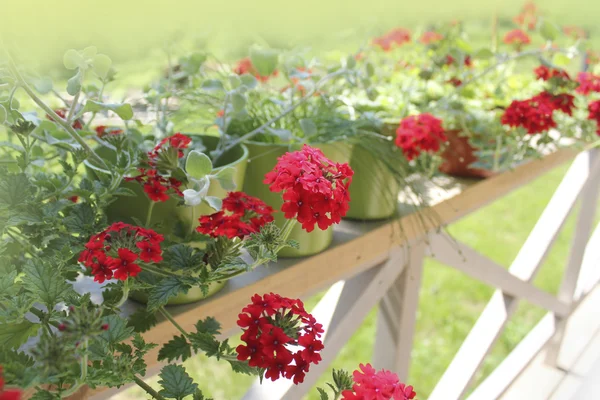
439, 130, 495, 179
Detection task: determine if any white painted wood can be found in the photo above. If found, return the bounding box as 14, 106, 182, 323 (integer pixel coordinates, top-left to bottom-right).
546, 149, 600, 366
373, 243, 426, 381
429, 234, 570, 317
570, 357, 600, 400
428, 152, 595, 400
242, 248, 409, 400
575, 223, 600, 300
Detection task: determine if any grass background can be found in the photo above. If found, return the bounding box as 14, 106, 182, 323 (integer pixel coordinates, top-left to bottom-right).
3, 0, 599, 398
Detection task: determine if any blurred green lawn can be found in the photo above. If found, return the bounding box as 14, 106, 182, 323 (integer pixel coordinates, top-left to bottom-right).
116, 161, 591, 400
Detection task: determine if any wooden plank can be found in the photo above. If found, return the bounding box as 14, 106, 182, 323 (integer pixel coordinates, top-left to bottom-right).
428, 150, 591, 400
429, 234, 570, 317
372, 243, 426, 381
83, 148, 576, 399
242, 248, 409, 400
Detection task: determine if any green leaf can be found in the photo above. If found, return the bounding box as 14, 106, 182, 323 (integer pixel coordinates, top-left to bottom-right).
100, 315, 134, 345
552, 53, 572, 67
158, 335, 192, 363
228, 75, 242, 88
201, 79, 224, 91
228, 360, 257, 375
63, 203, 97, 235
63, 49, 84, 70
114, 187, 137, 197
239, 74, 257, 89
214, 167, 237, 191
250, 47, 278, 76
345, 55, 356, 69
29, 389, 58, 400
0, 104, 6, 124
186, 150, 213, 179
127, 308, 158, 333
147, 277, 191, 311
92, 54, 112, 79
475, 48, 494, 60
162, 244, 204, 271
204, 196, 222, 211
540, 20, 560, 41
231, 93, 246, 113
158, 365, 198, 400
317, 387, 329, 400
365, 62, 375, 77
455, 38, 473, 53
33, 77, 53, 94
0, 172, 35, 207
193, 390, 212, 400
300, 119, 317, 136
82, 100, 134, 120
22, 261, 72, 310
0, 321, 39, 349
82, 46, 98, 59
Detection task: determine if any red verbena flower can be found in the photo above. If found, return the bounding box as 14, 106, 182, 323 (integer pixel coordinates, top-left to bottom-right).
264, 145, 353, 232
548, 93, 576, 116
534, 65, 571, 82
197, 192, 274, 239
46, 109, 83, 130
234, 57, 278, 82
68, 196, 79, 203
588, 100, 600, 135
341, 363, 416, 400
95, 126, 124, 138
395, 113, 447, 160
78, 223, 163, 282
503, 29, 531, 48
236, 293, 323, 384
373, 28, 411, 51
501, 92, 558, 134
419, 31, 443, 45
447, 77, 462, 87
576, 72, 600, 95
563, 25, 586, 39
0, 366, 21, 400
149, 133, 192, 159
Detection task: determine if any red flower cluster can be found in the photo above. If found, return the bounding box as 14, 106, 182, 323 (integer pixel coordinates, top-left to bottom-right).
149, 133, 192, 159
341, 364, 416, 400
513, 1, 538, 31
125, 168, 183, 202
47, 109, 83, 130
500, 91, 573, 134
563, 25, 586, 39
576, 72, 600, 95
395, 114, 447, 160
372, 28, 411, 51
503, 29, 531, 48
236, 293, 324, 384
197, 192, 274, 239
447, 77, 463, 87
534, 65, 571, 82
95, 125, 124, 138
445, 55, 472, 67
419, 31, 443, 45
78, 222, 164, 283
234, 57, 278, 82
0, 367, 20, 400
588, 100, 600, 135
264, 145, 353, 232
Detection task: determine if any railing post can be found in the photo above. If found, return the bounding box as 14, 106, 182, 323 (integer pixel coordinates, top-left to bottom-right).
372, 241, 426, 381
545, 149, 600, 367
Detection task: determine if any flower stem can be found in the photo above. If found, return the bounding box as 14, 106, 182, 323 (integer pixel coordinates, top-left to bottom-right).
189, 206, 196, 236
4, 51, 109, 171
115, 279, 130, 308
158, 307, 190, 339
145, 201, 156, 227
279, 219, 297, 243
133, 375, 167, 400
59, 338, 89, 398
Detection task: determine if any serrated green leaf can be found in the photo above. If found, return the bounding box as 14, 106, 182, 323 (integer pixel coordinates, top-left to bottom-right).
186, 150, 213, 179
162, 244, 204, 271
29, 389, 58, 400
63, 203, 97, 235
158, 335, 192, 363
0, 172, 35, 207
204, 196, 222, 211
158, 365, 198, 400
82, 100, 134, 120
317, 387, 329, 400
127, 308, 158, 333
67, 71, 82, 96
250, 47, 278, 76
114, 187, 137, 197
0, 320, 39, 349
214, 167, 237, 191
147, 277, 191, 311
100, 315, 134, 345
22, 261, 72, 310
93, 54, 112, 79
228, 360, 256, 375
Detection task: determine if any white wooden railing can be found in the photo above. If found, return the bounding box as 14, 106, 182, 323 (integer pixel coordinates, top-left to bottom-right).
84, 147, 600, 400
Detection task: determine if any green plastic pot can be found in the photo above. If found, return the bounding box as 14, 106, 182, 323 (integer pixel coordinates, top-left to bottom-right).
129, 280, 226, 306
242, 141, 352, 258
86, 135, 248, 235
344, 144, 401, 220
